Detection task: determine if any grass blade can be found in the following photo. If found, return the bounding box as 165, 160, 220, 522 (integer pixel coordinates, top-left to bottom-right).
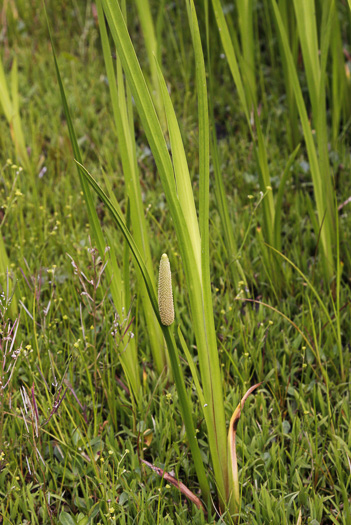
134, 0, 166, 129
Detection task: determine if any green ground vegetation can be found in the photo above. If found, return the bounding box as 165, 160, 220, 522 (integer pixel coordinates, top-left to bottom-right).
0, 1, 351, 523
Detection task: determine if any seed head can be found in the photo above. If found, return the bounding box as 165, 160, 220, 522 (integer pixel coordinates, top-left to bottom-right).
158, 254, 174, 326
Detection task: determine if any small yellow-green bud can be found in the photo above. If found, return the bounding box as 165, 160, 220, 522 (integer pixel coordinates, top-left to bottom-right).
158, 253, 174, 326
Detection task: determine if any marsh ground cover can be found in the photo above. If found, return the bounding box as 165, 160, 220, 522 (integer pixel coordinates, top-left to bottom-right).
0, 1, 350, 523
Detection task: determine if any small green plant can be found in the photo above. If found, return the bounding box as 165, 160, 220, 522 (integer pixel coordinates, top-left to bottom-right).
49, 0, 263, 517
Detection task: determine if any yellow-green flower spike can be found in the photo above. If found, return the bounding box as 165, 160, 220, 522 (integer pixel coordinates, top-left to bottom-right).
158, 253, 174, 326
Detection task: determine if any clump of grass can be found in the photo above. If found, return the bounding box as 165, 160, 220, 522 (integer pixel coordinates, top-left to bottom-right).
64, 0, 262, 516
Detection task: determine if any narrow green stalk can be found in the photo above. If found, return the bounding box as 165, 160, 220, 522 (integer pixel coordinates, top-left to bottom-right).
334, 206, 344, 380
237, 0, 257, 110
0, 241, 17, 318
277, 0, 300, 149
329, 9, 348, 147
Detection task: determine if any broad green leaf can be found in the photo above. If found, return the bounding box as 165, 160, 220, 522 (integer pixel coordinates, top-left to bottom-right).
135, 0, 166, 128
59, 511, 77, 525
154, 58, 202, 272
186, 0, 229, 508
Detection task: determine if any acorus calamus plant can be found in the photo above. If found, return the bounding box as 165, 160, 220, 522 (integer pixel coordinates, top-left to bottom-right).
49, 0, 261, 518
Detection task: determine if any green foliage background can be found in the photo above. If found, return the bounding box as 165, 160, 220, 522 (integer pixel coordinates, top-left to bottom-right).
0, 1, 350, 523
